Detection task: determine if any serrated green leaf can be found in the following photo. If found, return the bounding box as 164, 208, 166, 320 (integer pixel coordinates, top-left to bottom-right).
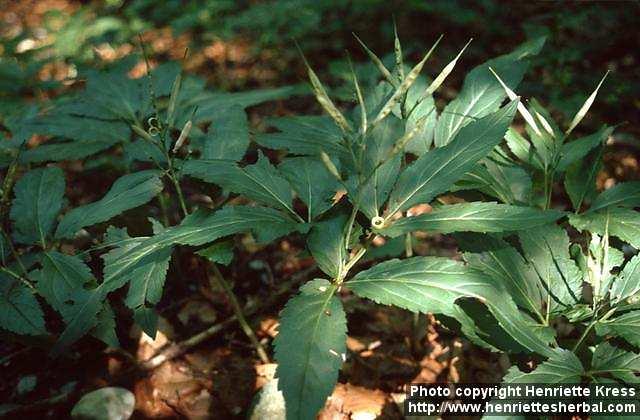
0, 277, 45, 335
202, 105, 249, 161
196, 241, 235, 266
92, 303, 119, 348
279, 157, 339, 221
274, 279, 346, 420
254, 116, 348, 160
104, 206, 300, 291
122, 246, 172, 310
307, 214, 348, 278
569, 208, 640, 249
35, 251, 95, 316
457, 161, 532, 205
386, 101, 517, 217
20, 138, 120, 163
503, 350, 582, 383
56, 170, 163, 238
347, 256, 555, 357
381, 202, 562, 237
457, 233, 544, 320
54, 206, 299, 352
51, 287, 104, 356
596, 311, 640, 347
591, 342, 640, 384
183, 153, 298, 219
10, 166, 65, 246
504, 127, 543, 170
518, 223, 582, 313
557, 126, 612, 171
588, 181, 640, 214
611, 254, 640, 304
434, 38, 544, 147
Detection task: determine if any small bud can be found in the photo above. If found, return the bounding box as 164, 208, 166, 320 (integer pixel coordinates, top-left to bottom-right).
534, 110, 555, 138
371, 216, 385, 229
131, 125, 154, 143
565, 70, 610, 136
489, 67, 542, 136
425, 38, 472, 96
172, 120, 192, 153
167, 72, 182, 128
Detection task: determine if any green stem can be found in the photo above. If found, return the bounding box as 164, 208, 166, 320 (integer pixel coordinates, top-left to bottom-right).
209, 263, 269, 363
572, 307, 617, 353
0, 267, 35, 290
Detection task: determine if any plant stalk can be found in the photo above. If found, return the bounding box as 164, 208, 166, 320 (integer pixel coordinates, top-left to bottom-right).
209, 263, 270, 363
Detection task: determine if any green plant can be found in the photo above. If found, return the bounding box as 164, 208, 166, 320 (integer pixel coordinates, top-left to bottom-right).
2, 27, 638, 420
0, 53, 301, 355
255, 33, 639, 418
